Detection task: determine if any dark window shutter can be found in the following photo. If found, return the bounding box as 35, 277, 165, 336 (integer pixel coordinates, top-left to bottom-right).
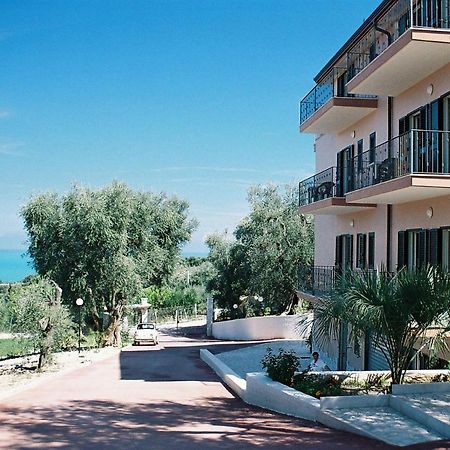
428, 229, 441, 266
368, 232, 375, 270
418, 230, 427, 268
336, 152, 343, 197
335, 235, 342, 268
346, 234, 354, 269
348, 145, 355, 193
398, 231, 407, 268
369, 132, 376, 164
356, 234, 362, 269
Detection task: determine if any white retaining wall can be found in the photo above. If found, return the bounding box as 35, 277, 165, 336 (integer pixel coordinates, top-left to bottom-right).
212, 314, 311, 341
199, 349, 247, 400
246, 372, 320, 421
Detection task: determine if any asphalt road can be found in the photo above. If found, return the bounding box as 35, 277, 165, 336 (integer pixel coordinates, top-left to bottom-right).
0, 328, 447, 449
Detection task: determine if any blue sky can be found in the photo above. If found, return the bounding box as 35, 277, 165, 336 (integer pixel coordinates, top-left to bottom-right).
0, 0, 379, 253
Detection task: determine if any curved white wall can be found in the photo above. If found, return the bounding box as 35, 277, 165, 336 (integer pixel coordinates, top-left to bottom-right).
212, 314, 311, 341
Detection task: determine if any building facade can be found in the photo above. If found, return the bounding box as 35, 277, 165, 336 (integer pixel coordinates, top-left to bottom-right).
297, 0, 450, 370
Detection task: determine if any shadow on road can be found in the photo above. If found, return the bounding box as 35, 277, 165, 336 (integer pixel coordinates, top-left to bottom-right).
0, 396, 400, 450
119, 338, 261, 382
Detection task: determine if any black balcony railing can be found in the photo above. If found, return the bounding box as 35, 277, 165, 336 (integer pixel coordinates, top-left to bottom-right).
347, 0, 450, 80
299, 67, 376, 126
298, 266, 394, 298
298, 265, 337, 297
299, 131, 450, 208
352, 129, 450, 191
299, 166, 337, 207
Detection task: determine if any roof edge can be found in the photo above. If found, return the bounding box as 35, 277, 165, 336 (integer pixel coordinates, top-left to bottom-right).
314, 0, 397, 83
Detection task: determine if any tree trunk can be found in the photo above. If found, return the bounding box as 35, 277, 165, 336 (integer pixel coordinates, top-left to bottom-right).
102, 303, 123, 347
38, 282, 62, 369
38, 322, 53, 369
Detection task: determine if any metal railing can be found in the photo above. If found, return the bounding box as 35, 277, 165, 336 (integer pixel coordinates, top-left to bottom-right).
299, 166, 337, 207
352, 129, 450, 191
299, 67, 376, 126
347, 0, 450, 79
298, 265, 337, 297
298, 266, 395, 298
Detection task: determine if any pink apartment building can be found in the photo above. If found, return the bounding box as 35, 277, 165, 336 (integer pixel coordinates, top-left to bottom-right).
297, 0, 450, 370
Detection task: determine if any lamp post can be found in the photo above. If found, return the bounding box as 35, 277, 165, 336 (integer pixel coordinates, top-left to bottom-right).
76, 298, 84, 354
257, 296, 264, 316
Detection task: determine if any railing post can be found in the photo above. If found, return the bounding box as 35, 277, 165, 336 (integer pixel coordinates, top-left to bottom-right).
410, 129, 414, 174
410, 0, 414, 27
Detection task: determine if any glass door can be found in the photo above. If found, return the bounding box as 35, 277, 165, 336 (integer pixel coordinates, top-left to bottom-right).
336, 145, 354, 196
410, 111, 424, 172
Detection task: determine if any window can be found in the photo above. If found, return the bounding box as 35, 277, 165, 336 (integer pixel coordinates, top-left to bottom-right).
336, 234, 353, 269
408, 230, 427, 269
398, 228, 441, 270
356, 233, 367, 269
398, 12, 409, 36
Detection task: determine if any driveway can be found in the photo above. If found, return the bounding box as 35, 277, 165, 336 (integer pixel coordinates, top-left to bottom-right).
0, 328, 442, 449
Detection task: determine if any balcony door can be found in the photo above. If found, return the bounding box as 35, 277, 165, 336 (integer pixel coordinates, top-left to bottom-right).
336, 145, 354, 196
443, 94, 450, 172
400, 101, 445, 173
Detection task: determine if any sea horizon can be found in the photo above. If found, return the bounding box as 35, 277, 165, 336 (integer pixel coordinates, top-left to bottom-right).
0, 248, 208, 283
0, 249, 34, 283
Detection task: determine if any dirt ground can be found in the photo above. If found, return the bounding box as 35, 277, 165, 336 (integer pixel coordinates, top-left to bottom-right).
0, 346, 119, 400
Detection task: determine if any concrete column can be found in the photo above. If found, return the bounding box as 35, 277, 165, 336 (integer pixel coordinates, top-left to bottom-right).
206, 297, 214, 337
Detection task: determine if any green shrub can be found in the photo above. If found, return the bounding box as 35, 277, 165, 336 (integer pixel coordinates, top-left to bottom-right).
261, 347, 299, 386
293, 373, 343, 398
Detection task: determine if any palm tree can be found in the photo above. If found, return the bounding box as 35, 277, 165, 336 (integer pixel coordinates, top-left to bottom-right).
313, 266, 450, 385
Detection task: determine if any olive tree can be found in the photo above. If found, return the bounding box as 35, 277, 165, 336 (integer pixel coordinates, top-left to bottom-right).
22, 182, 196, 346
7, 278, 74, 368
207, 184, 314, 317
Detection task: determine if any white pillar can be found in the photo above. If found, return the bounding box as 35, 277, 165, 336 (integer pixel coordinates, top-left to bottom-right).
206, 297, 214, 337
141, 307, 149, 324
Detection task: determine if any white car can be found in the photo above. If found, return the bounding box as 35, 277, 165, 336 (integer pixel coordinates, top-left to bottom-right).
133, 323, 159, 346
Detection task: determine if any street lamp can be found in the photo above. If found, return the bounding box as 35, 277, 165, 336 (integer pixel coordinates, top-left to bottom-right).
76, 298, 84, 354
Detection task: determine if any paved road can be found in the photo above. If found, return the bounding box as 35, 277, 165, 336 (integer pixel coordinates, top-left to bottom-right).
0, 329, 447, 449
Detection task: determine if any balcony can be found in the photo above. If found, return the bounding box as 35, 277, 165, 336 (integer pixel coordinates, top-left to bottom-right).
298, 166, 376, 215
347, 0, 450, 97
298, 266, 393, 301
347, 129, 450, 204
298, 265, 336, 300
299, 68, 378, 134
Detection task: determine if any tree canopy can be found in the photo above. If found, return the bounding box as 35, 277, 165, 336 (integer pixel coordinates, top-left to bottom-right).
22, 182, 196, 344
6, 277, 74, 368
207, 184, 313, 316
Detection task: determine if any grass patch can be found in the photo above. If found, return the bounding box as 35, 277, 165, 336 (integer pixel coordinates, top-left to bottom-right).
0, 338, 35, 358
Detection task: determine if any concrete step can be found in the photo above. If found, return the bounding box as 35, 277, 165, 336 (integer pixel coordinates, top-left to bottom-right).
318, 406, 444, 447
392, 393, 450, 438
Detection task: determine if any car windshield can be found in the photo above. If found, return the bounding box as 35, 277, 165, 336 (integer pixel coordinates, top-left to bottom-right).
137, 324, 155, 330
